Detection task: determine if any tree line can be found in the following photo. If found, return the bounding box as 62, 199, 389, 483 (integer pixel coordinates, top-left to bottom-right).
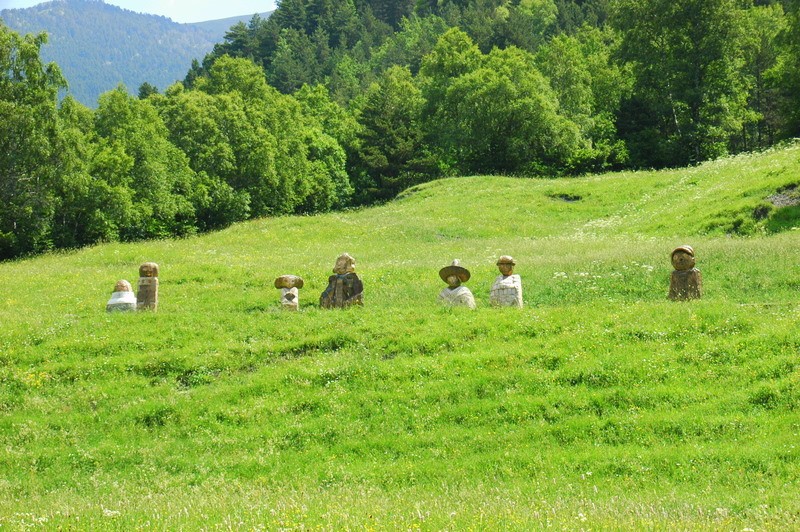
2, 0, 799, 260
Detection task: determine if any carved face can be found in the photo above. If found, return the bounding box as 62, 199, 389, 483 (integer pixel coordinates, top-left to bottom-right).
446, 274, 461, 288
333, 254, 355, 275
139, 262, 159, 277
671, 251, 696, 271
498, 263, 514, 276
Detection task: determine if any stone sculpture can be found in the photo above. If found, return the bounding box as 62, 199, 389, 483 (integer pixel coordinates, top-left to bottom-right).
438, 259, 476, 309
490, 255, 523, 307
275, 275, 304, 311
137, 262, 159, 311
320, 253, 364, 308
668, 245, 702, 301
106, 280, 137, 312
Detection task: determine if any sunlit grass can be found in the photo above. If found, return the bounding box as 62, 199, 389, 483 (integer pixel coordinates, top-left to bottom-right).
1, 145, 799, 528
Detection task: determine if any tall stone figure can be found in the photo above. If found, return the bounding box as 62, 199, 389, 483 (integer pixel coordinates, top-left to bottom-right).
106, 280, 137, 312
320, 253, 364, 308
668, 245, 702, 301
275, 275, 304, 311
490, 255, 523, 307
438, 260, 476, 309
137, 262, 159, 311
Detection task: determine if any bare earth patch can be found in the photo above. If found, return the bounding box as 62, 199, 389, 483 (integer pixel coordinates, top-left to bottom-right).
768, 184, 800, 207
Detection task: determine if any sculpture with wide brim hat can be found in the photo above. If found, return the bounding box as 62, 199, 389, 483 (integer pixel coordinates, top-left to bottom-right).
439, 259, 471, 284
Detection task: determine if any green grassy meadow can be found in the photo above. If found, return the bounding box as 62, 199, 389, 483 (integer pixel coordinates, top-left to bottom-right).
1, 145, 799, 529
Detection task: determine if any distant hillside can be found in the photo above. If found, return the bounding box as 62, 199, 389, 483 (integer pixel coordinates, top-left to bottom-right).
0, 0, 272, 106
191, 12, 272, 35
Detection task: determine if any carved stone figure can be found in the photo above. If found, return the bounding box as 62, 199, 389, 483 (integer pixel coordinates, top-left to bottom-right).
490, 255, 523, 307
137, 262, 159, 311
275, 275, 304, 311
438, 260, 476, 309
669, 245, 702, 301
106, 280, 137, 312
320, 253, 364, 308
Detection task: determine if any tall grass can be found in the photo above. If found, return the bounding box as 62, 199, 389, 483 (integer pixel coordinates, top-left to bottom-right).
1, 146, 799, 529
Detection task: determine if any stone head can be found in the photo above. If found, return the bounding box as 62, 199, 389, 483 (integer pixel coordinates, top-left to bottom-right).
671, 246, 696, 271
333, 253, 356, 275
497, 255, 516, 276
139, 262, 159, 277
114, 279, 133, 292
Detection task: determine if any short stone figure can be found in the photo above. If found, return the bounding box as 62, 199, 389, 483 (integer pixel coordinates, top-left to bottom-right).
669, 245, 702, 301
320, 253, 364, 308
438, 260, 476, 309
490, 255, 523, 307
106, 280, 137, 312
137, 262, 159, 311
275, 275, 304, 311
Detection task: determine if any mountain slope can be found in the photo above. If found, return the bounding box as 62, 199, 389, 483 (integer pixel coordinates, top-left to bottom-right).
0, 0, 271, 106
0, 147, 799, 528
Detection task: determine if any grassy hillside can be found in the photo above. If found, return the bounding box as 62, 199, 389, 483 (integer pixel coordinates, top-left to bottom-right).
1, 145, 799, 529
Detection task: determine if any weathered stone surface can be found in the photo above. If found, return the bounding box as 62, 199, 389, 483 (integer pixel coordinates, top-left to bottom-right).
275, 275, 304, 310
137, 262, 159, 311
669, 246, 702, 300
491, 255, 523, 307
320, 253, 364, 308
438, 260, 476, 309
275, 275, 304, 289
115, 280, 133, 292
280, 287, 300, 311
106, 279, 136, 312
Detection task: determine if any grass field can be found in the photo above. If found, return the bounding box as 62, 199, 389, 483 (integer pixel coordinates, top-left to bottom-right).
1, 145, 799, 529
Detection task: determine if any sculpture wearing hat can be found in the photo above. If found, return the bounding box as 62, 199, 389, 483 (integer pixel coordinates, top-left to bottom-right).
106, 279, 137, 312
438, 260, 476, 309
668, 245, 702, 301
320, 253, 364, 308
275, 275, 304, 311
490, 255, 523, 307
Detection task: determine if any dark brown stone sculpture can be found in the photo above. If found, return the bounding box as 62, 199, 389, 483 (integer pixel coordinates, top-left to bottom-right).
275, 275, 304, 311
320, 253, 363, 308
137, 262, 159, 311
668, 245, 702, 301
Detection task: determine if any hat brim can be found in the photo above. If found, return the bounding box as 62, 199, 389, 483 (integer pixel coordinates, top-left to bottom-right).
439, 265, 470, 283
275, 275, 304, 289
671, 245, 694, 258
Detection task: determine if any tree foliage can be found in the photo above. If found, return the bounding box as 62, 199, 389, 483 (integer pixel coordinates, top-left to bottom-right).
2, 0, 800, 260
0, 27, 65, 258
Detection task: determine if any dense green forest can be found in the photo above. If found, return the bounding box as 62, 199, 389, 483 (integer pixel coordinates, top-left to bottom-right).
2, 0, 800, 260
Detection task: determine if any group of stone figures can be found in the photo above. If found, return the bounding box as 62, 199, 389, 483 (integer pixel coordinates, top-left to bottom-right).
106, 262, 160, 312
107, 246, 702, 312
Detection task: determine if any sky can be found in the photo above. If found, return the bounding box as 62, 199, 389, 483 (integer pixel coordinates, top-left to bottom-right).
0, 0, 277, 23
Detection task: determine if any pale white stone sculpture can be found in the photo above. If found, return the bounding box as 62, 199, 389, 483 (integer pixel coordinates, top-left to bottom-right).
490, 255, 523, 307
275, 275, 304, 311
438, 260, 476, 309
106, 280, 137, 312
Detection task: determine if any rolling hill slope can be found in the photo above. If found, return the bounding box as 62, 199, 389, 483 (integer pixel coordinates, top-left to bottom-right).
0, 146, 798, 528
